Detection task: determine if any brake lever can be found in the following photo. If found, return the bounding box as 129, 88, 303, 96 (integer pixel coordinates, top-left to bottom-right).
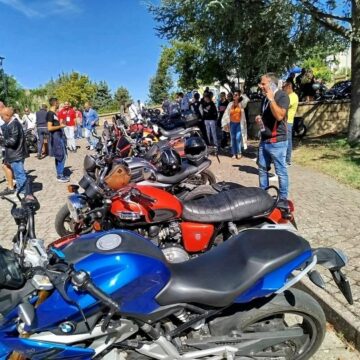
46, 268, 91, 331
71, 270, 120, 331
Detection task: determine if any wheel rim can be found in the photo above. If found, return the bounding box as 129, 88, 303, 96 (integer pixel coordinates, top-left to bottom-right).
239, 311, 319, 359
63, 214, 77, 235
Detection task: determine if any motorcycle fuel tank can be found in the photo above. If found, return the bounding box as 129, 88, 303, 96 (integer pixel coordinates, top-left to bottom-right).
30, 230, 170, 333
111, 185, 183, 223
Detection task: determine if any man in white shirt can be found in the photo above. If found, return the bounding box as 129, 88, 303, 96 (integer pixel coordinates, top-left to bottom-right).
176, 92, 190, 113
127, 102, 142, 122
22, 108, 36, 131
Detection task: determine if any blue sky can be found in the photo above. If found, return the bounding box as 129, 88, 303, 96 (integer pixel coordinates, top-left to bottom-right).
0, 0, 164, 102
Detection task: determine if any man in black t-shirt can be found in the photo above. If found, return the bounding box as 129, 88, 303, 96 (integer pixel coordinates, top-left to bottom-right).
46, 97, 69, 183
255, 73, 290, 203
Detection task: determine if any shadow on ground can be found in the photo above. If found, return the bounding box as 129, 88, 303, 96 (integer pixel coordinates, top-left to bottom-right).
232, 164, 259, 175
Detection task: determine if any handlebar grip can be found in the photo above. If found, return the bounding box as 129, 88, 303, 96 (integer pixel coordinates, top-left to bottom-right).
85, 281, 119, 310
139, 192, 156, 203
71, 271, 119, 310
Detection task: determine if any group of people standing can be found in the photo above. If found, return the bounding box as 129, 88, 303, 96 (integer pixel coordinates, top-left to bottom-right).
168, 72, 299, 206
0, 98, 100, 198
170, 89, 250, 159
40, 99, 99, 181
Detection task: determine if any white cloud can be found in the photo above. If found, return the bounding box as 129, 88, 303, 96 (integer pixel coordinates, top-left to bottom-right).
0, 0, 40, 17
0, 0, 81, 18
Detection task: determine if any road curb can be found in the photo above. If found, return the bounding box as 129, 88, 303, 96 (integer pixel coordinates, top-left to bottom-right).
299, 278, 360, 351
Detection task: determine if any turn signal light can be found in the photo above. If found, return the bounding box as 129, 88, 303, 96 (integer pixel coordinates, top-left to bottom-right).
93, 221, 102, 231
67, 185, 80, 193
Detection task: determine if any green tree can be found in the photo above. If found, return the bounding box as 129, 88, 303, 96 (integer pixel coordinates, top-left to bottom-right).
148, 46, 174, 104
114, 86, 132, 112
92, 81, 113, 111
149, 0, 346, 91
296, 0, 359, 145
0, 71, 25, 107
302, 57, 333, 82
53, 72, 96, 107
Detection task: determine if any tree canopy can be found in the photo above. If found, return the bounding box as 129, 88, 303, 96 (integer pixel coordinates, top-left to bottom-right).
295, 0, 358, 145
1, 70, 133, 114
148, 0, 347, 91
148, 47, 174, 104
114, 86, 132, 112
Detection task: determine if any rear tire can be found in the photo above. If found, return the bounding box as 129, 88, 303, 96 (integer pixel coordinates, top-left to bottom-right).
209, 289, 326, 360
201, 169, 216, 184
186, 169, 217, 186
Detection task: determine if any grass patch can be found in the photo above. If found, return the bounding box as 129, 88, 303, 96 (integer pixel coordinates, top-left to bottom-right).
292, 136, 360, 189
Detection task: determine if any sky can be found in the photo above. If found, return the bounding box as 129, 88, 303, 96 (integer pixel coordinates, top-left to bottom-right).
0, 0, 164, 102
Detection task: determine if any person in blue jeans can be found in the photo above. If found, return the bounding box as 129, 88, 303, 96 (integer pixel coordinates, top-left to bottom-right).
0, 107, 29, 195
221, 90, 243, 159
47, 97, 69, 183
36, 104, 50, 159
83, 102, 99, 150
256, 73, 290, 203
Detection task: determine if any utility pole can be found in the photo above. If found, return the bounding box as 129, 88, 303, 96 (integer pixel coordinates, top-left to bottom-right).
0, 56, 7, 102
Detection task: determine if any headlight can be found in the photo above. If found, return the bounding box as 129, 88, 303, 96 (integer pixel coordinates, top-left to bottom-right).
67, 195, 89, 222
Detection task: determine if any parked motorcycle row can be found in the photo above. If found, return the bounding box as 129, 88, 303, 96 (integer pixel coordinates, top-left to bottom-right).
0, 110, 354, 360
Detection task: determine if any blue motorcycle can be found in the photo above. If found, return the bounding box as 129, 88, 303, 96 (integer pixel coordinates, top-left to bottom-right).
0, 193, 353, 360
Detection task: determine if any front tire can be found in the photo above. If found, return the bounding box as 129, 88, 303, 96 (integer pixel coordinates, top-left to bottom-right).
209, 289, 326, 360
55, 204, 77, 237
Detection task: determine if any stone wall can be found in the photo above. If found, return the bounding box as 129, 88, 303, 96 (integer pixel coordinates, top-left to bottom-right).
246, 100, 350, 138
98, 111, 119, 126
100, 101, 351, 138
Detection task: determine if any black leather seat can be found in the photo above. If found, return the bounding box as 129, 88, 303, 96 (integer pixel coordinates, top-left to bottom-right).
156, 229, 311, 307
182, 187, 275, 223
156, 160, 210, 185
159, 126, 199, 139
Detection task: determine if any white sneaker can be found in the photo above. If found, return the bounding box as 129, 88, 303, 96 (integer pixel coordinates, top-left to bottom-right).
269, 174, 278, 182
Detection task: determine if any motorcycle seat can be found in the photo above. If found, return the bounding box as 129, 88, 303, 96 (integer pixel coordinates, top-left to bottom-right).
159, 126, 199, 139
156, 229, 311, 307
155, 159, 210, 185
182, 187, 275, 223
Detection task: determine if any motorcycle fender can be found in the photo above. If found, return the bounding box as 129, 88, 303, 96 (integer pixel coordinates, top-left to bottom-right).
195, 159, 211, 173
313, 248, 353, 304
180, 222, 214, 252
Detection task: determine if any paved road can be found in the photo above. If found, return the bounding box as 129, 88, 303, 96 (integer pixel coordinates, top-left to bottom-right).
0, 139, 359, 359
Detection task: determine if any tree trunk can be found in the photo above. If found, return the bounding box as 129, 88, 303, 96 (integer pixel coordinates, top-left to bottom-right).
348, 3, 360, 146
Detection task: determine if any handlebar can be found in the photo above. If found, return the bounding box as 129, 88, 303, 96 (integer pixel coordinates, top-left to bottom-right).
71, 269, 120, 331
129, 187, 156, 203
71, 270, 119, 310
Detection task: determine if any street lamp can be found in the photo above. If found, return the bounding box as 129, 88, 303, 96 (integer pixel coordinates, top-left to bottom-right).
0, 56, 7, 102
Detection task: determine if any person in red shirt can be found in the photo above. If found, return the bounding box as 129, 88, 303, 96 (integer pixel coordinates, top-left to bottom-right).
58, 101, 76, 152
